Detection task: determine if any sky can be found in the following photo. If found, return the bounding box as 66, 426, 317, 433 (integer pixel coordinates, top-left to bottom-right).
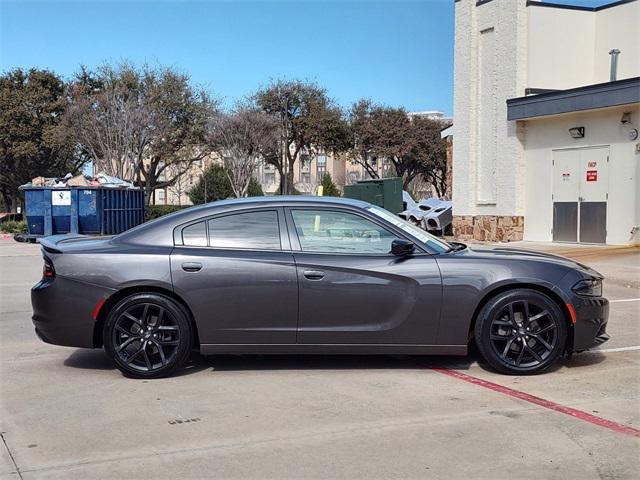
0, 0, 619, 115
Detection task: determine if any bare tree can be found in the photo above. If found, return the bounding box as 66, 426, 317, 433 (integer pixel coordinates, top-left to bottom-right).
165, 163, 192, 206
294, 174, 319, 195
139, 68, 214, 204
66, 62, 216, 205
65, 64, 151, 181
209, 108, 278, 198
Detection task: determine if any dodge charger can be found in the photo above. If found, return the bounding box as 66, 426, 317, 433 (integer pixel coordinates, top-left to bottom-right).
31, 196, 609, 378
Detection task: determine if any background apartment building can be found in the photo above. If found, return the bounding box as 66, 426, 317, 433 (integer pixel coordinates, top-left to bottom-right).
153, 109, 451, 204
152, 155, 218, 206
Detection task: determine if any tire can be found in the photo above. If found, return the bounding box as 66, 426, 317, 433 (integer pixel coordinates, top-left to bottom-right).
104, 293, 193, 379
474, 289, 567, 375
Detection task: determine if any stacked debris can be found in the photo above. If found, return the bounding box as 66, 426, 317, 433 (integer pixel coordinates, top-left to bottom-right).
399, 192, 453, 232
21, 172, 135, 189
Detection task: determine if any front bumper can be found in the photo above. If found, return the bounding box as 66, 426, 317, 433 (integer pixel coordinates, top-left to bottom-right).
571, 295, 609, 352
31, 276, 113, 348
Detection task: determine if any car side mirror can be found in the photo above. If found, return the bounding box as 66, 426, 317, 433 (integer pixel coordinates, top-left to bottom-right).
391, 239, 414, 257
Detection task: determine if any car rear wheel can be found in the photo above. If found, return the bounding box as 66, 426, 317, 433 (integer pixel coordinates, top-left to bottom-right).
475, 289, 567, 375
104, 293, 192, 378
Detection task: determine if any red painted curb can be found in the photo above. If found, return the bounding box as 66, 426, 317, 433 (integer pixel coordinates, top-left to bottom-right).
431, 367, 640, 438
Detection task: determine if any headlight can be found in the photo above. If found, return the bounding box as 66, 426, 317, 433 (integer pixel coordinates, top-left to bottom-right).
572, 278, 602, 297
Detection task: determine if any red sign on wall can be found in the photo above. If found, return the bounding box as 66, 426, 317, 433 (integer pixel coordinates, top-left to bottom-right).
586, 170, 598, 182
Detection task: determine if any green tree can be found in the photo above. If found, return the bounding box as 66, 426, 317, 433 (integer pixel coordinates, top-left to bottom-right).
349, 100, 448, 191
188, 163, 232, 205
410, 116, 450, 198
349, 100, 416, 188
320, 173, 341, 197
254, 79, 350, 195
0, 69, 85, 212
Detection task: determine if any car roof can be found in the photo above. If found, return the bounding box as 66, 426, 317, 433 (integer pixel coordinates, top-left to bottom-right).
188, 195, 369, 210
115, 195, 373, 247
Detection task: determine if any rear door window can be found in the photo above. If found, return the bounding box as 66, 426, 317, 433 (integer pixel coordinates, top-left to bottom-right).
207, 210, 281, 250
182, 221, 207, 246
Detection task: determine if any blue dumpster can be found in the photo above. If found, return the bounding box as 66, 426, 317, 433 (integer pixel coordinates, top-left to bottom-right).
21, 187, 145, 238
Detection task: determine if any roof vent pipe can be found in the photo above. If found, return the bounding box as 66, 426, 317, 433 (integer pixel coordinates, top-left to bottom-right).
609, 49, 621, 81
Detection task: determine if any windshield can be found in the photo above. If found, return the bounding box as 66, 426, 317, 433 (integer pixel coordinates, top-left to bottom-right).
366, 206, 452, 253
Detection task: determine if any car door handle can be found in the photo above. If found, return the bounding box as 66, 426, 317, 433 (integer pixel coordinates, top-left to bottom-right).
182, 262, 202, 272
303, 270, 325, 280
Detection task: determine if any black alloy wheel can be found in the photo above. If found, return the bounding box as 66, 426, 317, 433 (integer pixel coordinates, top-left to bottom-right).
104, 293, 192, 378
475, 289, 567, 374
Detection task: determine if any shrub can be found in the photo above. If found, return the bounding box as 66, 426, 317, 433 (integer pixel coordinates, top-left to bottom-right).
247, 177, 264, 197
320, 173, 341, 197
145, 205, 188, 221
0, 220, 27, 234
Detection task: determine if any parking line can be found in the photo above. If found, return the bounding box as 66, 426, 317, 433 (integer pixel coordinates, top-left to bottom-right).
430, 367, 640, 438
609, 298, 640, 303
593, 345, 640, 353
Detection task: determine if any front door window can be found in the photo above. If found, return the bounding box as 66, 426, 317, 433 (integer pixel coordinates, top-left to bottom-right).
291, 210, 399, 254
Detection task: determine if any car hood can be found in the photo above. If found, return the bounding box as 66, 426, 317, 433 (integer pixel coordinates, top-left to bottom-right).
459, 245, 603, 279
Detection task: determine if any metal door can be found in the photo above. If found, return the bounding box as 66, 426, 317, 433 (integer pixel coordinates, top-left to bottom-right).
552, 150, 580, 242
579, 147, 608, 243
552, 147, 609, 243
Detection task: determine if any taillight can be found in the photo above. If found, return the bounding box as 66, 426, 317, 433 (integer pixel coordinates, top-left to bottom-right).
43, 258, 55, 279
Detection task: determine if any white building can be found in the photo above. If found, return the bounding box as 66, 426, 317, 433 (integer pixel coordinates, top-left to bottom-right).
452, 0, 640, 245
408, 110, 453, 123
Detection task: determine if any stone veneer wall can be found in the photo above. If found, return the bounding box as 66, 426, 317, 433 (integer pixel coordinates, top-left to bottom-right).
445, 135, 453, 201
453, 215, 524, 242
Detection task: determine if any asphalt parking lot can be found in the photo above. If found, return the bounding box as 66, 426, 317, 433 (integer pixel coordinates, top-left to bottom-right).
1, 239, 638, 479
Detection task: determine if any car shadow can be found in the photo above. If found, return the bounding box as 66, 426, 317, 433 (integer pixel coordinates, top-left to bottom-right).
197, 347, 608, 374
63, 349, 211, 377
199, 352, 483, 372
554, 350, 607, 370
64, 349, 114, 370
64, 347, 608, 376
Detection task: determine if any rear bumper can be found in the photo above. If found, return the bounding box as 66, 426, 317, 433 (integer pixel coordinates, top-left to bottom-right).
571, 295, 609, 352
31, 277, 113, 348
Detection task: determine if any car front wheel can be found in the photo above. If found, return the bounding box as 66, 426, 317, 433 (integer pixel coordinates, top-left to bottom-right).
475, 289, 567, 375
104, 293, 193, 378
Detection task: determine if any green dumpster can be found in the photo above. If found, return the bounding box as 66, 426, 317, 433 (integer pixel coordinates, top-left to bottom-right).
343, 177, 403, 214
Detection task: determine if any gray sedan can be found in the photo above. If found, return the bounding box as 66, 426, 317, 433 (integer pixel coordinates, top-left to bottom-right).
31, 196, 609, 378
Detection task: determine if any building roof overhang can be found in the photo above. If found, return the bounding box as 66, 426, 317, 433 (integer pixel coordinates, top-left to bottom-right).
524, 0, 637, 13
506, 77, 640, 121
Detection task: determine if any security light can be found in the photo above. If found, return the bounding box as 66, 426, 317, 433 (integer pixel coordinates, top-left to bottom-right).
620, 112, 632, 125
569, 127, 585, 139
